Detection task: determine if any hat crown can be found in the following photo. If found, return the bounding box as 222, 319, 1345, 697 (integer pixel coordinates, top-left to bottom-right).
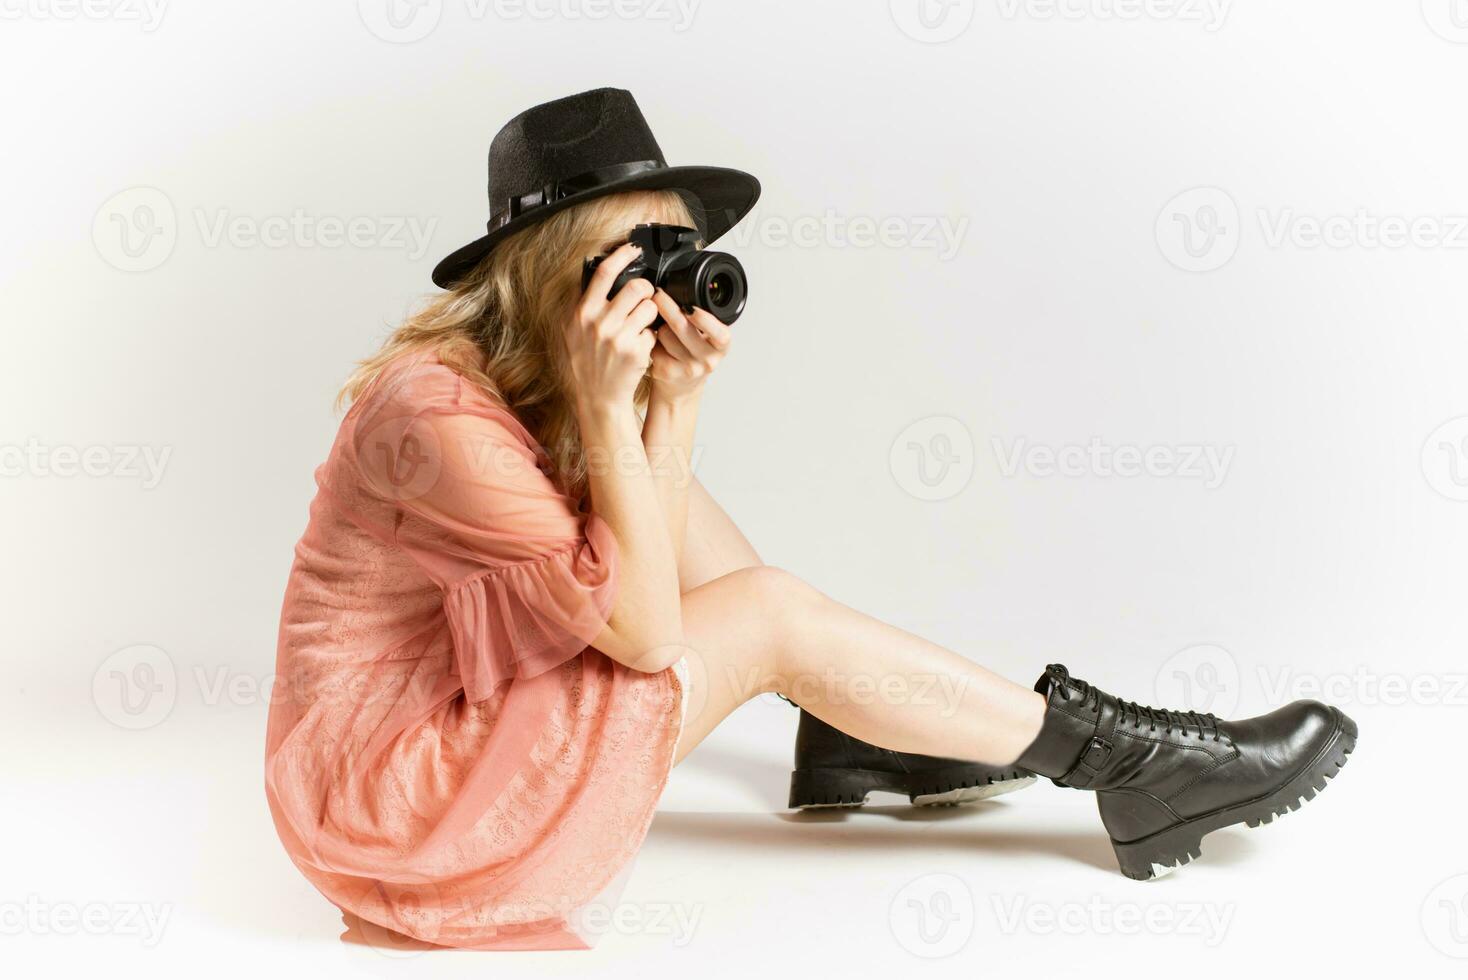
487, 88, 667, 216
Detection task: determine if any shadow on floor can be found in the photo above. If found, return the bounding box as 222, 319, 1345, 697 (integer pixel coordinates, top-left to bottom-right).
650, 804, 1261, 875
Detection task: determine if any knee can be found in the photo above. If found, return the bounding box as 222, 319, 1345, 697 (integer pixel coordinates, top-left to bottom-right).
723, 566, 824, 626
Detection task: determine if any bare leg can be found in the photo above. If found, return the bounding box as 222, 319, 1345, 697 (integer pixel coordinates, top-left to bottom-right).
671, 481, 1044, 766
677, 477, 763, 591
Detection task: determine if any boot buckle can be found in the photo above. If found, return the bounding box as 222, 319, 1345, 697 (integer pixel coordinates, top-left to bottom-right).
1079, 736, 1113, 773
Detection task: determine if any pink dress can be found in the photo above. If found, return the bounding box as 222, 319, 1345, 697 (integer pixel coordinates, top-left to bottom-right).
264, 352, 684, 950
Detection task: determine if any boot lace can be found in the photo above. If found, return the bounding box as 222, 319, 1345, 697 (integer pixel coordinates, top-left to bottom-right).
1043, 664, 1225, 742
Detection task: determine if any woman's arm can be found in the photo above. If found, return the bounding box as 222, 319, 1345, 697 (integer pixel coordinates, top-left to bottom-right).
639, 291, 731, 564
565, 244, 686, 672
640, 390, 700, 562
577, 400, 685, 671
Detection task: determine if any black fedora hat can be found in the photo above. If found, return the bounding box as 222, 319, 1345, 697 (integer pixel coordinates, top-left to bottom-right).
431, 87, 761, 288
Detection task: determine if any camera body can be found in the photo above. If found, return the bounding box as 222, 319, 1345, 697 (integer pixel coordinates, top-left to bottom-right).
581, 223, 747, 326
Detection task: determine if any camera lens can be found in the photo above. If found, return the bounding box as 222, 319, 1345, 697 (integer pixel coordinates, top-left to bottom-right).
657, 249, 747, 325
693, 254, 746, 324
707, 273, 732, 308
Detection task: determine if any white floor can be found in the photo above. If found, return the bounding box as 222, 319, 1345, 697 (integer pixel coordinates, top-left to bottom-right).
6, 688, 1466, 979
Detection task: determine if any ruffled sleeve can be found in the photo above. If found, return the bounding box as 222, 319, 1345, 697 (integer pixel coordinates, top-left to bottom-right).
351, 363, 618, 702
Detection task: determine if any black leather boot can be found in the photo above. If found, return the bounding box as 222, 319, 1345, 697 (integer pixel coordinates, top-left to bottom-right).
789, 709, 1036, 809
1015, 664, 1357, 879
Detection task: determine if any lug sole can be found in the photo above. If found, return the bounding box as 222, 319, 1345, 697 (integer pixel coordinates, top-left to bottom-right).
789, 765, 1036, 809
1109, 708, 1358, 881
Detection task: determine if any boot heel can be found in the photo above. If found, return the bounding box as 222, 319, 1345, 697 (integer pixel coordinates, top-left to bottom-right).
1110, 828, 1205, 881
788, 768, 891, 809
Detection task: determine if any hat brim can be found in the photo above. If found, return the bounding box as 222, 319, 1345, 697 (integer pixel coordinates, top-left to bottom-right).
430, 165, 761, 289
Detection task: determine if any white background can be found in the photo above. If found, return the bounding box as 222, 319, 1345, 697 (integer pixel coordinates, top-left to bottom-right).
4, 0, 1468, 975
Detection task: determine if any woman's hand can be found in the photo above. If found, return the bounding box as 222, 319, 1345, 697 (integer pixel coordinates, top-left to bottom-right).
648, 289, 732, 404
566, 242, 659, 414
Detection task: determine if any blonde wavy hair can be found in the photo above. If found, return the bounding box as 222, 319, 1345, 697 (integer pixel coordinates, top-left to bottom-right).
340, 189, 696, 500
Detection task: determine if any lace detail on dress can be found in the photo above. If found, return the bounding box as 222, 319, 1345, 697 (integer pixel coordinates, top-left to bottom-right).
264, 355, 684, 950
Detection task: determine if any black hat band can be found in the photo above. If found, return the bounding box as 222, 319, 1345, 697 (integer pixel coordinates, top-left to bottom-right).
491, 159, 665, 232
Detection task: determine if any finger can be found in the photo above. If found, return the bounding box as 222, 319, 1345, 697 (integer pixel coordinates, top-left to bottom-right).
605, 277, 657, 329
686, 307, 733, 351
651, 291, 709, 358
657, 290, 719, 359
585, 242, 645, 302
635, 324, 658, 359
624, 297, 660, 334
655, 317, 695, 361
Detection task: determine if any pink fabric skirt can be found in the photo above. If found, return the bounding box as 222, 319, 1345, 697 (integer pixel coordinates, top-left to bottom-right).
264, 355, 689, 950
267, 646, 685, 950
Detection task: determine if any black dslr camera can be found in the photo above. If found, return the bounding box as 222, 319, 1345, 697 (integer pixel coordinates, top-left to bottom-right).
581, 223, 747, 327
